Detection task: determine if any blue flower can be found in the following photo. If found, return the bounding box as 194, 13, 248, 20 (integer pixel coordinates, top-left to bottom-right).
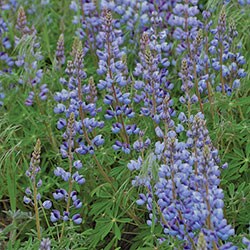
72, 214, 82, 224
50, 210, 60, 223
43, 200, 52, 209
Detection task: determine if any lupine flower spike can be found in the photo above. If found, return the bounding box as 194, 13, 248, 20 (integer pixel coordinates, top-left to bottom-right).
55, 33, 65, 66
24, 139, 42, 240
48, 113, 84, 239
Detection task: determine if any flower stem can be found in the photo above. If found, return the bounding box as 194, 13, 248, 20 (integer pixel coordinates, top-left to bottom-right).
33, 183, 41, 240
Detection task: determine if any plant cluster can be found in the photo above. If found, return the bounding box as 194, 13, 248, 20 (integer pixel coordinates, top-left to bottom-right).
0, 0, 250, 249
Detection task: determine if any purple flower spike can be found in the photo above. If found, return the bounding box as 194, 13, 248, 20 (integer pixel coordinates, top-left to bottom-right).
55, 34, 65, 65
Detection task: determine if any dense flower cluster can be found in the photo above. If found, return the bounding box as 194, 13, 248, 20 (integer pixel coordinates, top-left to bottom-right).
69, 0, 180, 58
131, 112, 235, 249
170, 0, 202, 55
12, 1, 249, 248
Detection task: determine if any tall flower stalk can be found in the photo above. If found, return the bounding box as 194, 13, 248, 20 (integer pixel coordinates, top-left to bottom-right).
97, 9, 140, 154
24, 139, 42, 240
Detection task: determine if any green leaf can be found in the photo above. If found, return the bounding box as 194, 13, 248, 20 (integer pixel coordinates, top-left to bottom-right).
113, 222, 121, 240
104, 237, 116, 250
233, 97, 250, 107
89, 200, 112, 218
6, 160, 16, 212
117, 218, 132, 223
237, 182, 246, 193
228, 183, 235, 197
99, 221, 113, 240
239, 163, 248, 173
233, 148, 244, 158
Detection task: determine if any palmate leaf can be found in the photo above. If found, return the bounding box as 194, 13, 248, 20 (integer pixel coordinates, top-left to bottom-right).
6, 239, 21, 250
89, 200, 112, 218
110, 164, 129, 179
90, 183, 113, 198
222, 166, 241, 183
90, 219, 113, 247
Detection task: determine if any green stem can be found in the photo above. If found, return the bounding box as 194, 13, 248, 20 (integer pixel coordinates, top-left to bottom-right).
33, 183, 41, 240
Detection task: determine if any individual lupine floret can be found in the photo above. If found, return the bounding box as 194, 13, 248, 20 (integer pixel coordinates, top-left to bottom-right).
55, 33, 65, 66
24, 139, 42, 240
237, 0, 250, 5
49, 113, 84, 228
0, 52, 14, 75
133, 131, 151, 153
96, 9, 139, 154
